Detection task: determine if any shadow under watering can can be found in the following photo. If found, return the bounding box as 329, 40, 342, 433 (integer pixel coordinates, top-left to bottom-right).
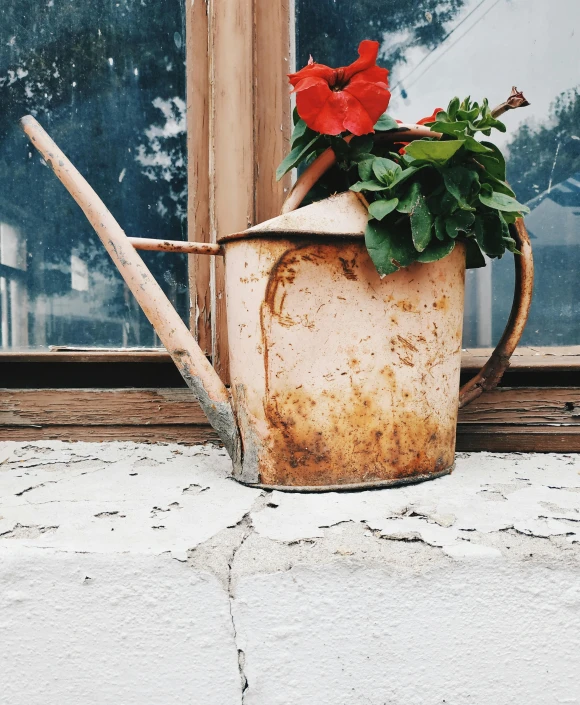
20, 115, 533, 491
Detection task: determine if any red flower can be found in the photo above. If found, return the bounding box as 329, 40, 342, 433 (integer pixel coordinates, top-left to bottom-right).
288, 40, 391, 136
417, 108, 444, 126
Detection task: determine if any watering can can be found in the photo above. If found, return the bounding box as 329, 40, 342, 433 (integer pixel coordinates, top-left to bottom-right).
20, 116, 533, 491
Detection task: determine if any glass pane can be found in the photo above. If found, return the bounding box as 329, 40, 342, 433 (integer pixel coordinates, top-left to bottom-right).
296, 0, 580, 348
0, 0, 188, 350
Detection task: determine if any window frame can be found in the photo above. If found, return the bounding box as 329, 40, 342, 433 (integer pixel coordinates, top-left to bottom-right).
1, 1, 579, 452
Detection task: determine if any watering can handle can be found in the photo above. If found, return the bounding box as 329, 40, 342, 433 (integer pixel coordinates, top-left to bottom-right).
280, 129, 534, 408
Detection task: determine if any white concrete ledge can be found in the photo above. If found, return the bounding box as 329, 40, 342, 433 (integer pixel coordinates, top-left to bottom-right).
1, 441, 579, 704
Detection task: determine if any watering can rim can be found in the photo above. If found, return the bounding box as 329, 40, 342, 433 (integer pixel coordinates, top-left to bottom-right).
217, 191, 367, 244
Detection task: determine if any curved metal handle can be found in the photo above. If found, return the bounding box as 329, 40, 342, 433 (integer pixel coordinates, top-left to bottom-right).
281, 129, 534, 407
19, 115, 242, 463
458, 217, 533, 407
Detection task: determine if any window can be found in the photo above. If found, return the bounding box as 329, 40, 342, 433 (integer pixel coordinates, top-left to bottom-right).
0, 0, 188, 350
296, 0, 580, 349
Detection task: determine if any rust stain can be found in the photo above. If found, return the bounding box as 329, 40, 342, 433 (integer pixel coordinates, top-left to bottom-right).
254, 240, 458, 488
432, 294, 449, 311
338, 256, 358, 281
396, 335, 419, 353
258, 386, 455, 487
394, 299, 417, 313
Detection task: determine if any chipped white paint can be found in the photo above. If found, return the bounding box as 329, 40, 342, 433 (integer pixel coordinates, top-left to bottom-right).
1, 442, 579, 705
0, 441, 261, 560
251, 452, 580, 551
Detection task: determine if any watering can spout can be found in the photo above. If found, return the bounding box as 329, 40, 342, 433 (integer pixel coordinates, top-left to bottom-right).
19, 116, 242, 468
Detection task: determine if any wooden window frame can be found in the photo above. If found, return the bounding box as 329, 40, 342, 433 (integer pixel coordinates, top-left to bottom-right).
1, 1, 579, 452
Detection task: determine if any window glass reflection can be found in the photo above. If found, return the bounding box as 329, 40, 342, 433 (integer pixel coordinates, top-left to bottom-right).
296, 0, 580, 347
0, 0, 188, 350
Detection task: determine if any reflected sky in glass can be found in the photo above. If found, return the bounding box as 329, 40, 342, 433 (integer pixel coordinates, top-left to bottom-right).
297, 0, 580, 347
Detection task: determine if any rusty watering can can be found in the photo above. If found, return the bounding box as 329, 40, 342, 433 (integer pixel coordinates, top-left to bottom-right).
20, 116, 533, 491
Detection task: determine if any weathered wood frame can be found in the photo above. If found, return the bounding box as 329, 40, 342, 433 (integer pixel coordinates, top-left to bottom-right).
186, 0, 292, 383
1, 2, 580, 452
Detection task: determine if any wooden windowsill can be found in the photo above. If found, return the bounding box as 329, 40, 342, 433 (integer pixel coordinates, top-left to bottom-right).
0, 346, 579, 372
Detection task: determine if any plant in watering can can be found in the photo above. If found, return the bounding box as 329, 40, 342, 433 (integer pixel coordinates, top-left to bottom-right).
278, 40, 530, 278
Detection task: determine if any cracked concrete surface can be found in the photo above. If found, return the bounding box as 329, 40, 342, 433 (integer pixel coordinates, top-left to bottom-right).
1, 441, 579, 704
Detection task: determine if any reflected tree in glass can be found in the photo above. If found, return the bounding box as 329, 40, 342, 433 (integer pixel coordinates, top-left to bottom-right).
0, 0, 188, 349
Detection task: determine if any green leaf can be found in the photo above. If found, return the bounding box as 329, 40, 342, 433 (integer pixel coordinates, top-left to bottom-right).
474, 212, 505, 257
478, 142, 506, 179
445, 210, 475, 239
457, 105, 480, 123
388, 164, 427, 190
374, 113, 400, 131
463, 135, 493, 154
479, 190, 530, 214
291, 118, 309, 147
416, 238, 455, 263
365, 219, 418, 277
405, 139, 465, 164
447, 97, 460, 121
481, 174, 515, 198
397, 182, 422, 213
501, 210, 519, 225
434, 215, 447, 241
476, 115, 506, 133
350, 135, 375, 158
475, 156, 504, 181
368, 198, 399, 221
292, 106, 300, 126
430, 121, 469, 137
350, 180, 388, 193
276, 135, 321, 180
372, 157, 401, 185
409, 192, 433, 252
358, 157, 375, 181
443, 166, 479, 207
431, 110, 451, 123
352, 151, 374, 164
464, 238, 486, 269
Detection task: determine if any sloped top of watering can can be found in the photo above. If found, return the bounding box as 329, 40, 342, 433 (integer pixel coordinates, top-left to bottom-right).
217, 191, 368, 243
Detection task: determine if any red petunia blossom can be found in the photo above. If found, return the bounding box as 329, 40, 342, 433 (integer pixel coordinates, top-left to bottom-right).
288, 40, 391, 136
397, 108, 444, 153
416, 108, 444, 126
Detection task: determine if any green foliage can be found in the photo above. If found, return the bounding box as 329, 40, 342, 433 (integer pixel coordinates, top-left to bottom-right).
346, 96, 528, 276
278, 96, 529, 278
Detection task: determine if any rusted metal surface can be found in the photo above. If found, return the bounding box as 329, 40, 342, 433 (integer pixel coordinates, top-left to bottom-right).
128, 237, 223, 255
224, 236, 466, 487
20, 115, 241, 467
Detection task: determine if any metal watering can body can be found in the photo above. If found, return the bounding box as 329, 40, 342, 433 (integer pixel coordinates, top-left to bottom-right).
221, 193, 465, 489
21, 116, 533, 491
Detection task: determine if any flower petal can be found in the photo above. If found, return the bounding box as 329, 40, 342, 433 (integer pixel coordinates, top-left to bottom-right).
348, 65, 389, 87
417, 108, 444, 125
342, 40, 380, 81
343, 80, 391, 132
295, 83, 346, 135
288, 62, 334, 88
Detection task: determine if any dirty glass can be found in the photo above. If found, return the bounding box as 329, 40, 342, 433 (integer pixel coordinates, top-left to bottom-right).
296, 0, 580, 348
0, 0, 187, 350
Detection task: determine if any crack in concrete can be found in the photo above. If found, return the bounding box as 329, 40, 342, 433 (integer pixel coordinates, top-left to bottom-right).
226, 514, 253, 704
